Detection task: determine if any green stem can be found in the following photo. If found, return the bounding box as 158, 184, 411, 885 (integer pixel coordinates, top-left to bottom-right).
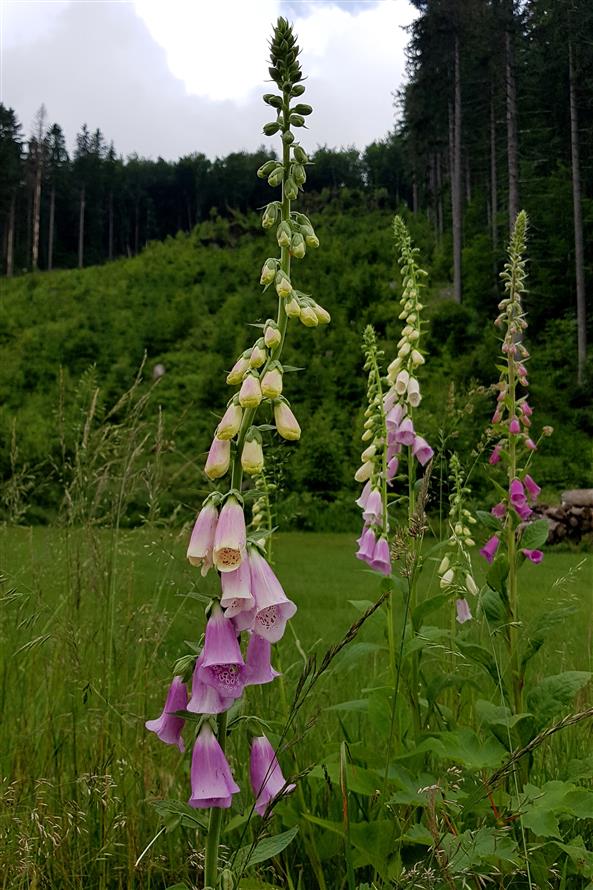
204, 712, 228, 888
507, 357, 522, 715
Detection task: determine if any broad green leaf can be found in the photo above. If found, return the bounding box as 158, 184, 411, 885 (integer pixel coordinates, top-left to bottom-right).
552, 837, 593, 878
526, 672, 592, 728
522, 807, 561, 839
457, 640, 500, 685
475, 699, 532, 729
434, 728, 507, 770
235, 826, 299, 870
401, 823, 433, 845
481, 587, 507, 625
328, 641, 386, 675
442, 826, 520, 868
347, 599, 375, 612
165, 884, 190, 890
476, 509, 502, 531
350, 820, 397, 880
521, 606, 578, 668
150, 799, 207, 833
520, 519, 549, 551
412, 592, 451, 626
239, 881, 283, 890
403, 625, 450, 658
326, 699, 368, 713
309, 761, 381, 796
486, 556, 509, 598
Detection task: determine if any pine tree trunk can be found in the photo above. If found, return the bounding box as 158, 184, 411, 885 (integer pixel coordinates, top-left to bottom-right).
436, 153, 443, 239
108, 191, 114, 261
490, 93, 498, 249
451, 35, 462, 303
465, 154, 471, 205
32, 150, 43, 270
48, 184, 55, 271
569, 40, 587, 385
505, 12, 519, 231
78, 185, 86, 269
6, 193, 16, 277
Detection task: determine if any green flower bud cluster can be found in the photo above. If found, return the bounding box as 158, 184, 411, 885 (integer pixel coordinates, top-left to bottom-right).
268, 16, 303, 91
386, 216, 428, 408
438, 454, 479, 601
355, 325, 386, 485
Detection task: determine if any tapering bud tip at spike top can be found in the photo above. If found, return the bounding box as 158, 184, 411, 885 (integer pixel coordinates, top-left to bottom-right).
268, 18, 303, 92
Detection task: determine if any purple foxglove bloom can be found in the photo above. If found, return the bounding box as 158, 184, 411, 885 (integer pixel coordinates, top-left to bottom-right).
370, 537, 391, 576
199, 605, 246, 699
491, 502, 506, 519
524, 474, 541, 502
386, 439, 402, 463
232, 606, 256, 634
520, 401, 533, 417
187, 653, 234, 715
525, 437, 537, 451
239, 373, 263, 408
515, 502, 533, 521
456, 598, 472, 624
355, 480, 372, 510
189, 724, 240, 809
250, 735, 295, 817
274, 401, 301, 441
145, 676, 187, 751
489, 444, 502, 465
386, 456, 399, 482
248, 549, 297, 643
509, 478, 527, 508
187, 501, 218, 574
245, 633, 280, 686
213, 496, 247, 573
221, 559, 254, 618
480, 534, 500, 564
356, 526, 376, 562
509, 417, 521, 434
363, 488, 382, 524
383, 389, 397, 413
394, 417, 415, 446
412, 435, 433, 467
386, 403, 405, 431
492, 406, 503, 424
205, 437, 231, 480
522, 548, 544, 564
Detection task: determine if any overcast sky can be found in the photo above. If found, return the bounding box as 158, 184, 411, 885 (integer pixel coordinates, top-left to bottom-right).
1, 0, 417, 160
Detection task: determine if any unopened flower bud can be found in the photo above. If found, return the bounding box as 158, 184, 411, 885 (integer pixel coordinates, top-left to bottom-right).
395, 370, 409, 396
267, 165, 284, 188
205, 437, 231, 480
293, 145, 308, 164
260, 258, 278, 286
285, 295, 301, 317
241, 432, 264, 476
361, 444, 376, 462
264, 321, 281, 349
407, 378, 421, 407
285, 177, 298, 200
313, 303, 331, 324
282, 130, 295, 145
291, 83, 306, 97
262, 203, 279, 229
263, 93, 282, 109
257, 159, 277, 179
276, 221, 292, 249
261, 366, 283, 399
226, 354, 250, 385
290, 232, 306, 258
292, 103, 312, 116
465, 575, 479, 596
289, 113, 305, 127
411, 349, 425, 367
440, 569, 455, 589
438, 556, 450, 575
354, 461, 373, 483
249, 339, 267, 369
216, 401, 242, 440
543, 425, 553, 437
300, 304, 318, 327
263, 121, 281, 136
239, 373, 262, 408
292, 163, 306, 186
274, 400, 301, 441
275, 271, 292, 298
399, 341, 411, 357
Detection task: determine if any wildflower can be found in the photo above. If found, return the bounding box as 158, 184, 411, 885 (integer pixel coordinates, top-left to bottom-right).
226, 354, 250, 385
261, 365, 283, 399
395, 369, 409, 395
241, 432, 264, 476
509, 417, 521, 434
456, 599, 472, 624
362, 488, 382, 524
187, 653, 234, 715
300, 304, 318, 327
394, 417, 415, 446
525, 437, 537, 451
489, 445, 502, 465
264, 320, 282, 349
370, 536, 391, 575
440, 568, 455, 589
249, 548, 297, 643
491, 502, 506, 519
249, 341, 267, 369
522, 548, 544, 564
188, 724, 240, 809
480, 535, 500, 564
313, 303, 331, 324
250, 735, 295, 816
355, 480, 372, 510
509, 479, 527, 509
244, 634, 280, 686
145, 676, 187, 751
356, 526, 376, 563
524, 474, 541, 502
205, 438, 231, 480
239, 373, 263, 408
198, 605, 246, 700
217, 401, 243, 440
213, 496, 246, 572
187, 500, 218, 573
220, 559, 255, 618
274, 400, 301, 441
465, 574, 479, 596
407, 377, 421, 407
412, 435, 433, 466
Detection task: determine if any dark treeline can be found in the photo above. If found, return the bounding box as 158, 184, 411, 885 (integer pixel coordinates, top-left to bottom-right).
402, 0, 593, 382
0, 104, 407, 275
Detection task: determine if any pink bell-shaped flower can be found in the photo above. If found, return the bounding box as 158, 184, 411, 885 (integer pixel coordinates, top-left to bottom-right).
524, 474, 541, 502
480, 534, 500, 564
187, 501, 218, 575
198, 605, 246, 699
204, 437, 231, 480
245, 633, 280, 686
394, 417, 415, 446
221, 559, 254, 619
213, 496, 246, 573
145, 676, 187, 751
188, 724, 240, 809
362, 488, 382, 524
249, 735, 295, 817
456, 598, 472, 624
248, 548, 297, 643
370, 536, 391, 576
522, 548, 544, 564
412, 435, 433, 467
187, 653, 235, 715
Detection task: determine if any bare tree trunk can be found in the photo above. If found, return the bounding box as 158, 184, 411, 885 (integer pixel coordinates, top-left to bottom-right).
436, 152, 443, 239
465, 154, 471, 205
451, 35, 462, 303
108, 191, 114, 261
412, 170, 419, 215
490, 93, 498, 249
569, 40, 587, 385
47, 184, 55, 271
134, 203, 139, 254
32, 149, 43, 270
6, 193, 16, 277
78, 185, 85, 269
505, 16, 519, 231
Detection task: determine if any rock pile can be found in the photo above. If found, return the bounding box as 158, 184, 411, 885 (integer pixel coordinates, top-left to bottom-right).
533, 489, 593, 544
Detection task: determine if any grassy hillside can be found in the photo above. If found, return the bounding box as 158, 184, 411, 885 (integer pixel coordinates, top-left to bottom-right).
1, 194, 591, 527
